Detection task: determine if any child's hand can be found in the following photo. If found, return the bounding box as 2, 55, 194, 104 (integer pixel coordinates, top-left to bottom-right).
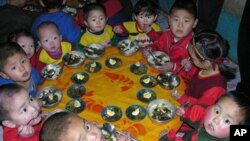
181, 58, 192, 72
141, 47, 151, 58
171, 89, 181, 100
116, 131, 131, 141
141, 24, 152, 33
113, 25, 124, 34
175, 106, 185, 116
18, 125, 35, 138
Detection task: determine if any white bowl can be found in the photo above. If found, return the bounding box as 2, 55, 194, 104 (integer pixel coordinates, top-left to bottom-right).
117, 39, 139, 56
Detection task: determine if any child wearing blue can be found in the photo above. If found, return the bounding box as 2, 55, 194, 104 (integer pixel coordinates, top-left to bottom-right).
0, 42, 41, 97
31, 0, 81, 46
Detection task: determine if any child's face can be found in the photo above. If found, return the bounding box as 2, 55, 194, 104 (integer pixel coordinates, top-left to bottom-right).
38, 25, 62, 53
63, 116, 104, 141
135, 12, 157, 30
6, 89, 42, 126
169, 9, 198, 41
204, 96, 244, 138
17, 36, 35, 59
0, 53, 32, 82
84, 10, 107, 33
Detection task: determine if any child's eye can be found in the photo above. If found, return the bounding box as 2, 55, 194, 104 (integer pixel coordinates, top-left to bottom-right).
184, 19, 190, 23
214, 107, 220, 114
53, 36, 58, 40
224, 118, 232, 124
84, 123, 90, 130
21, 45, 26, 48
30, 97, 34, 102
21, 59, 27, 64
23, 108, 27, 113
11, 66, 16, 70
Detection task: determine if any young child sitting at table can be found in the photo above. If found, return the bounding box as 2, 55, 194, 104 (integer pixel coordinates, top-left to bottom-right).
78, 2, 114, 49
33, 21, 73, 73
31, 0, 81, 46
40, 110, 132, 141
172, 29, 237, 107
0, 42, 41, 97
159, 91, 250, 141
0, 83, 45, 141
8, 29, 38, 68
142, 0, 198, 82
113, 0, 161, 47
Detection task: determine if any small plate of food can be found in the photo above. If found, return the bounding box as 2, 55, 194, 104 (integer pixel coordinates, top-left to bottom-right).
65, 98, 86, 113
146, 51, 170, 69
130, 62, 147, 75
101, 105, 122, 122
71, 72, 89, 84
148, 99, 175, 124
37, 86, 62, 108
41, 64, 61, 80
63, 50, 85, 68
156, 72, 180, 89
84, 43, 105, 59
126, 105, 147, 121
137, 88, 157, 103
140, 74, 158, 88
84, 61, 102, 73
105, 57, 122, 69
67, 84, 86, 98
117, 39, 139, 56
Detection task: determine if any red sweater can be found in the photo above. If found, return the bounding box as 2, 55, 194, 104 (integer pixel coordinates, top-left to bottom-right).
3, 124, 41, 141
151, 29, 197, 82
178, 71, 226, 106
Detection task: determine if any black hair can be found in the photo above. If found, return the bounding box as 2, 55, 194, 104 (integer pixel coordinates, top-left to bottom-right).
83, 3, 106, 21
193, 29, 237, 80
8, 29, 37, 50
169, 0, 197, 18
134, 0, 158, 16
41, 0, 64, 9
0, 84, 25, 123
0, 42, 27, 72
36, 21, 60, 40
40, 111, 76, 141
221, 91, 250, 125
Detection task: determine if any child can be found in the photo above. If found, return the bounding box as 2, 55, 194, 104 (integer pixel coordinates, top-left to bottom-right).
78, 3, 114, 49
172, 29, 237, 107
113, 0, 161, 47
0, 42, 41, 97
31, 0, 81, 46
34, 21, 73, 73
159, 91, 250, 141
142, 0, 198, 82
0, 83, 44, 141
40, 110, 132, 141
8, 29, 37, 67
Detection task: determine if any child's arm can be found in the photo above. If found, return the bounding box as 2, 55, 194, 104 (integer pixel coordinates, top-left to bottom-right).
116, 131, 131, 141
113, 24, 129, 36
18, 125, 35, 138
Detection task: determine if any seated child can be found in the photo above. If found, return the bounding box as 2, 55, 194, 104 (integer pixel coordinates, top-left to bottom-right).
33, 21, 73, 73
113, 0, 161, 47
0, 83, 44, 141
40, 110, 131, 141
0, 42, 41, 97
31, 0, 81, 46
78, 3, 114, 49
8, 29, 37, 68
142, 0, 198, 82
159, 91, 250, 141
173, 29, 237, 107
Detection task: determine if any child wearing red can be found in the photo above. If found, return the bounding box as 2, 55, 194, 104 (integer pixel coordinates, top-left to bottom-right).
142, 0, 198, 82
160, 91, 250, 141
0, 84, 45, 141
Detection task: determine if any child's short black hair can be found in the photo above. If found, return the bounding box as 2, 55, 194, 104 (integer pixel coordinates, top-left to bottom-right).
170, 0, 197, 18
222, 91, 250, 125
0, 42, 26, 72
40, 111, 76, 141
41, 0, 64, 9
0, 84, 25, 123
36, 21, 60, 40
134, 0, 158, 16
83, 3, 106, 21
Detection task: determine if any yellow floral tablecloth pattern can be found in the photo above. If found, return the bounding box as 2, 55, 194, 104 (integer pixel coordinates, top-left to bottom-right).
39, 46, 186, 140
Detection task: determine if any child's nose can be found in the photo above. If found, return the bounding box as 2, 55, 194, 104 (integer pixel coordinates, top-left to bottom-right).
212, 116, 221, 124
177, 22, 183, 27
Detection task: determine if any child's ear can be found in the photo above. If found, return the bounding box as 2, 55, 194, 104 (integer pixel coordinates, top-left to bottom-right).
192, 19, 199, 28
59, 35, 62, 41
2, 120, 17, 128
167, 15, 171, 25
134, 15, 138, 21
0, 72, 9, 79
84, 21, 88, 27
62, 0, 67, 5
38, 41, 42, 47
39, 0, 45, 7
154, 15, 158, 22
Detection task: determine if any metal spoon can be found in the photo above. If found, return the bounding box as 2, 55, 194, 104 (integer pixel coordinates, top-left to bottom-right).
148, 50, 162, 66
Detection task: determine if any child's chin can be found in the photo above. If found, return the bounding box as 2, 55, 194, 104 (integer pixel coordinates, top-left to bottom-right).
29, 115, 42, 125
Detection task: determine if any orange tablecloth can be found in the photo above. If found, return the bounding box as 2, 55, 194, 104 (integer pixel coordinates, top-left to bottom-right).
39, 46, 185, 140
